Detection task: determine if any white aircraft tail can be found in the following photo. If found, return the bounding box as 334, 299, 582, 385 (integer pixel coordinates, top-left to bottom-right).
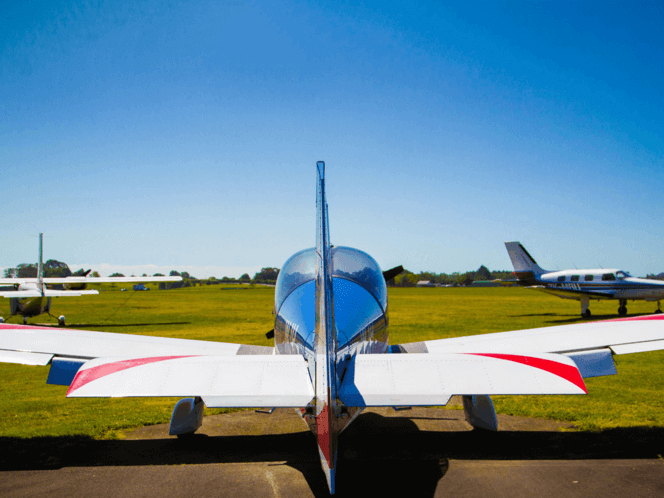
313, 160, 339, 493
505, 241, 547, 282
37, 233, 44, 294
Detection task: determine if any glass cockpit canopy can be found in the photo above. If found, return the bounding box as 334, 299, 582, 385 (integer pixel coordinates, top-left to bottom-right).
274, 246, 387, 313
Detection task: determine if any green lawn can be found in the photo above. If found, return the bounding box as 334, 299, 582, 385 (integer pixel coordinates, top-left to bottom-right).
1, 285, 662, 438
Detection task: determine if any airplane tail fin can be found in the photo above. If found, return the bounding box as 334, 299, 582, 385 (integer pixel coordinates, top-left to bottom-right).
37, 233, 44, 294
504, 241, 547, 283
313, 161, 339, 493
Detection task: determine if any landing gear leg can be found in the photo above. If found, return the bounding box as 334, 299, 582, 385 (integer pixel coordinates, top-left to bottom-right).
23, 316, 28, 325
656, 301, 662, 314
618, 299, 627, 316
581, 297, 591, 318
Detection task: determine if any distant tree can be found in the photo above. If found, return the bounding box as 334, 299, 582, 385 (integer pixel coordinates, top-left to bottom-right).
3, 268, 16, 278
221, 276, 232, 281
43, 260, 72, 278
181, 272, 191, 279
91, 271, 100, 278
253, 267, 280, 281
71, 268, 89, 276
153, 273, 164, 277
239, 273, 251, 281
109, 272, 125, 277
170, 270, 181, 277
142, 273, 147, 277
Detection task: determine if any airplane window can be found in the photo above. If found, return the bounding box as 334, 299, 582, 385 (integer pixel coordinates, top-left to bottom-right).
584, 275, 594, 281
602, 273, 616, 281
557, 276, 565, 282
331, 246, 388, 311
274, 246, 388, 314
616, 271, 630, 279
571, 275, 580, 282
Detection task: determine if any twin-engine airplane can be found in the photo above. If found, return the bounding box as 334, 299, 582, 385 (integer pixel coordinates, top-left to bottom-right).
505, 241, 664, 318
1, 163, 664, 494
0, 233, 182, 325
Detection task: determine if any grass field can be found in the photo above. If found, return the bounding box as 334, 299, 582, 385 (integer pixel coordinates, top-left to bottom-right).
1, 284, 662, 438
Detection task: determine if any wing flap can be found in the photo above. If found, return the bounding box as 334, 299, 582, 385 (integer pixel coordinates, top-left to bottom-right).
66, 355, 314, 408
338, 352, 586, 407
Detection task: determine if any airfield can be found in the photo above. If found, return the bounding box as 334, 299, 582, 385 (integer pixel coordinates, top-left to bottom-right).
1, 285, 663, 496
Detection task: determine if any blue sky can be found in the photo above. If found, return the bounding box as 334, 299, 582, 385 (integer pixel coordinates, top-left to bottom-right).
2, 1, 663, 277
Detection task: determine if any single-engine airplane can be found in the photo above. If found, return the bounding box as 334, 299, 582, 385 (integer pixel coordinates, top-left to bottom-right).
505, 241, 664, 318
0, 233, 182, 325
1, 163, 664, 494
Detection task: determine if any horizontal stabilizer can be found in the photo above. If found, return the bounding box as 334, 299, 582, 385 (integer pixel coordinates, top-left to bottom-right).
43, 290, 99, 297
66, 354, 314, 408
0, 290, 42, 298
338, 352, 586, 407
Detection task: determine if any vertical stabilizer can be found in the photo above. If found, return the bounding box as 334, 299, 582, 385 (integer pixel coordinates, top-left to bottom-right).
504, 241, 547, 283
314, 161, 339, 493
37, 233, 44, 295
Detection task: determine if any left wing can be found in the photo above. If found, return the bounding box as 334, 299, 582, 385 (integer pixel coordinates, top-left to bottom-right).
0, 323, 293, 409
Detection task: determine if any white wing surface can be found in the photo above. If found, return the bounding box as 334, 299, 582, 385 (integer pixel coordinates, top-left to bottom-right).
395, 315, 664, 356
0, 290, 43, 298
0, 323, 269, 359
0, 276, 182, 285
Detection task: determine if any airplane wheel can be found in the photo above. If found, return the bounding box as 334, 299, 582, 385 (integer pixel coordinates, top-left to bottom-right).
655, 309, 662, 314
58, 315, 66, 327
23, 317, 28, 325
582, 310, 592, 318
618, 306, 627, 315
0, 317, 3, 323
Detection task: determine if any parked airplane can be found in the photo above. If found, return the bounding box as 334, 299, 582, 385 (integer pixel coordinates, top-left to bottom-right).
504, 241, 664, 318
0, 234, 182, 325
1, 164, 664, 494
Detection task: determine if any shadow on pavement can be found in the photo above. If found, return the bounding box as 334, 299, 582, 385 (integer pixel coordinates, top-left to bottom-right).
2, 411, 663, 498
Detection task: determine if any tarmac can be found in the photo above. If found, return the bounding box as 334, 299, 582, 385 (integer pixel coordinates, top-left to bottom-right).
1, 403, 663, 497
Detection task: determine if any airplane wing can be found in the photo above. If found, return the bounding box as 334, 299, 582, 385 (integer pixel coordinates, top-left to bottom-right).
0, 322, 290, 407
526, 285, 616, 300
393, 314, 664, 379
0, 276, 182, 285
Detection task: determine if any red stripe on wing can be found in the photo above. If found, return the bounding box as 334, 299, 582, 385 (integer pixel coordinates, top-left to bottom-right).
67, 355, 198, 394
467, 353, 587, 394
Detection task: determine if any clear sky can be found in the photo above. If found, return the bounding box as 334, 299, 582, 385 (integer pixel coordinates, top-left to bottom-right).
2, 1, 663, 278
